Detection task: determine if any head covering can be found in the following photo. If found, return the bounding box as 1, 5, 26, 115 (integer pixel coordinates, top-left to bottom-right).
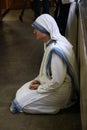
32, 14, 73, 54
32, 21, 49, 35
32, 14, 60, 40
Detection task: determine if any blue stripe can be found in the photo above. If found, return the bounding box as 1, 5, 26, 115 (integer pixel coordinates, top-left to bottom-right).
32, 22, 49, 35
12, 99, 22, 112
46, 40, 56, 48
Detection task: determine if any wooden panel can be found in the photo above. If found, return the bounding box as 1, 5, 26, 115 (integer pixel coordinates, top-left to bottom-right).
1, 0, 7, 9
6, 0, 13, 8
10, 0, 31, 9
9, 0, 54, 9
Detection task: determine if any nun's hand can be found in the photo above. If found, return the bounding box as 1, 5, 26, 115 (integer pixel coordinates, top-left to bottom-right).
29, 80, 41, 90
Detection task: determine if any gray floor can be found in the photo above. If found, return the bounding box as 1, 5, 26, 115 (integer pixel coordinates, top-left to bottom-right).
0, 9, 82, 130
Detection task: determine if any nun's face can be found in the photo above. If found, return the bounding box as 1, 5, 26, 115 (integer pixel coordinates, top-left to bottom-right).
33, 28, 50, 42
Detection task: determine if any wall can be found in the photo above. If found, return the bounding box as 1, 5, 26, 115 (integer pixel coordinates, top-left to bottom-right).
66, 1, 87, 129
78, 2, 87, 130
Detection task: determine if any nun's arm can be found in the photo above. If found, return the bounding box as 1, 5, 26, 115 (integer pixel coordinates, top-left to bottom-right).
37, 53, 67, 93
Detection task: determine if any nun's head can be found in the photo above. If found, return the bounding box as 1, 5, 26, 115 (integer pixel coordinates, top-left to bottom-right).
32, 16, 50, 42
32, 14, 60, 42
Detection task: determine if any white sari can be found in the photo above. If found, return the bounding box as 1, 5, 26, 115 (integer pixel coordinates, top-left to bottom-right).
13, 14, 79, 114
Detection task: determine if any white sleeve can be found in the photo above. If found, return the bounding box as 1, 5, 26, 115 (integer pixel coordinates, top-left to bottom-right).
37, 53, 67, 93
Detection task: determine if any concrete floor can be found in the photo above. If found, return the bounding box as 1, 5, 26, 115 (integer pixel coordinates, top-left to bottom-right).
0, 9, 82, 130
